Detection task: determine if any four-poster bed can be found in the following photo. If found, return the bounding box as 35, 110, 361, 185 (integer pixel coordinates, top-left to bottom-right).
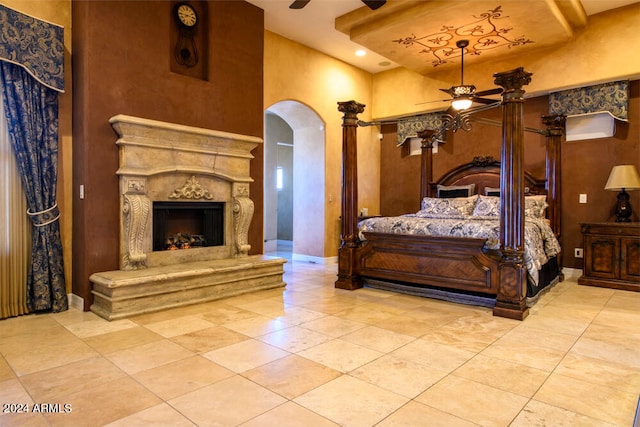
336, 67, 565, 320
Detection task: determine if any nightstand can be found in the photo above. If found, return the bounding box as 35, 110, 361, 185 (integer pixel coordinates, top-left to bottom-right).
578, 222, 640, 291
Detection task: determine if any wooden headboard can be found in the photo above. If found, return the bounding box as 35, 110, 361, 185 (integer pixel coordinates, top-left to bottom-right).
428, 155, 546, 197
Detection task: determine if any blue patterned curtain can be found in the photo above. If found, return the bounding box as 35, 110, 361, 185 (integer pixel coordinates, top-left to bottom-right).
549, 80, 629, 121
397, 113, 444, 146
0, 5, 67, 313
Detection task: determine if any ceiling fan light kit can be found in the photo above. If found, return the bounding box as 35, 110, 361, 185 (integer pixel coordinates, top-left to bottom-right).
452, 98, 473, 110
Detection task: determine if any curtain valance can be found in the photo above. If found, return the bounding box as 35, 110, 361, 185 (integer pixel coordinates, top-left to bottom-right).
0, 5, 64, 92
549, 80, 628, 121
397, 113, 444, 146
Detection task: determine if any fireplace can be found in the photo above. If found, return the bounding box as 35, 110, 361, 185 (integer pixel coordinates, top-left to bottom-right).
89, 115, 286, 321
153, 201, 224, 251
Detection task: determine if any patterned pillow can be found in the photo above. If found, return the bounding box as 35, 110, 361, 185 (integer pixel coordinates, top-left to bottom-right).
472, 195, 500, 217
437, 184, 475, 198
472, 194, 549, 219
525, 195, 548, 219
419, 195, 477, 217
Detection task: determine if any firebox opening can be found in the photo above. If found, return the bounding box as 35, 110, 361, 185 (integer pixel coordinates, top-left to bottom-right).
153, 201, 224, 251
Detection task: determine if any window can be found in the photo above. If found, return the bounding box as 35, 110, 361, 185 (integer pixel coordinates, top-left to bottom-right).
276, 167, 283, 191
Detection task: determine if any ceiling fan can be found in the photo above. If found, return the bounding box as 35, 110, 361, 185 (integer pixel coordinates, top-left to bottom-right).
290, 0, 386, 10
420, 39, 502, 111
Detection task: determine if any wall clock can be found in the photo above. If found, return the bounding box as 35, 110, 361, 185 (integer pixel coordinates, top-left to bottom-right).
176, 3, 198, 28
174, 2, 199, 67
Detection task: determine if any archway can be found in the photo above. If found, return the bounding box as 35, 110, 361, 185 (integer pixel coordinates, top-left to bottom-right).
264, 100, 325, 261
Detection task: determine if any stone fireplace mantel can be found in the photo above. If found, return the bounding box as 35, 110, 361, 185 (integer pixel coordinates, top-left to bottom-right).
89, 116, 286, 321
110, 114, 262, 270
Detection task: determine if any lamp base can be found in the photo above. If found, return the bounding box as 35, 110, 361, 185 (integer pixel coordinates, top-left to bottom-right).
614, 189, 632, 222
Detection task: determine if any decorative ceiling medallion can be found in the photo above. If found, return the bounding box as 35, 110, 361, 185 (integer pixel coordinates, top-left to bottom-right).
392, 6, 534, 68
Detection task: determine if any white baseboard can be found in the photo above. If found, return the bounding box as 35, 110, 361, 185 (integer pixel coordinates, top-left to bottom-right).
292, 253, 338, 264
68, 293, 84, 311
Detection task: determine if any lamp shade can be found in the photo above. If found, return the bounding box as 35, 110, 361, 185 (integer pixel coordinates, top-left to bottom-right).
604, 165, 640, 191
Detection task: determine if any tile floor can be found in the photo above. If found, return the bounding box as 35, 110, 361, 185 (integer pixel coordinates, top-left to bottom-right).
1, 251, 639, 426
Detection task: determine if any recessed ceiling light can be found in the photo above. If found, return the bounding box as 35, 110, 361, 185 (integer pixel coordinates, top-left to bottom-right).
355, 49, 366, 57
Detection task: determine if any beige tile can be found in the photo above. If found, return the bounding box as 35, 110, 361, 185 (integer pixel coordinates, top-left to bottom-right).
453, 354, 549, 397
301, 315, 367, 338
222, 314, 291, 337
271, 306, 328, 326
196, 303, 259, 324
105, 339, 193, 375
340, 325, 416, 353
350, 355, 448, 398
0, 313, 60, 339
376, 400, 478, 427
570, 335, 640, 368
234, 298, 287, 316
511, 399, 617, 427
133, 355, 234, 400
3, 338, 98, 376
501, 323, 578, 351
104, 403, 196, 427
49, 307, 105, 326
63, 318, 138, 338
534, 373, 638, 426
297, 339, 383, 372
42, 376, 161, 427
169, 325, 249, 353
258, 325, 332, 352
481, 337, 566, 371
240, 401, 339, 427
20, 356, 126, 402
144, 315, 215, 338
0, 323, 77, 356
83, 326, 164, 354
391, 338, 475, 373
372, 314, 449, 337
301, 295, 366, 315
169, 375, 286, 426
294, 375, 408, 427
555, 352, 640, 394
202, 338, 289, 373
415, 375, 529, 426
242, 354, 342, 399
0, 355, 15, 381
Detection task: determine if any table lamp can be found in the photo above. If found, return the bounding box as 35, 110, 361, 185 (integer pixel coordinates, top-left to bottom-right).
604, 165, 640, 222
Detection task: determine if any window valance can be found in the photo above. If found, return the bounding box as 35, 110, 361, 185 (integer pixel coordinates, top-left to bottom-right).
397, 113, 444, 146
549, 80, 628, 121
0, 5, 64, 92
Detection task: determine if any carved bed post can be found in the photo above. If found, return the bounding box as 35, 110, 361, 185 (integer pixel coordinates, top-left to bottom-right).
493, 67, 532, 320
336, 100, 365, 290
542, 115, 565, 239
418, 129, 436, 199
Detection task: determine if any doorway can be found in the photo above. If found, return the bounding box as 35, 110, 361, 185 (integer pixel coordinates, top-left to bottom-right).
264, 100, 325, 261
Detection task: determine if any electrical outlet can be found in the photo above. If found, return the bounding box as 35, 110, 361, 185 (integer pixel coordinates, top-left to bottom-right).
579, 194, 587, 203
574, 248, 583, 258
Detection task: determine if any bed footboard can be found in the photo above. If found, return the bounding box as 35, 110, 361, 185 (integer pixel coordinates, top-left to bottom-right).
360, 232, 501, 294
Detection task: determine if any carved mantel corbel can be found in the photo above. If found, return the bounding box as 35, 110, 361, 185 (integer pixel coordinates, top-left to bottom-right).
232, 183, 253, 257
121, 177, 151, 270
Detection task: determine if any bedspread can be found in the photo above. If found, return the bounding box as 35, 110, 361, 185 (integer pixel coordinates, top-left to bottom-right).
358, 214, 561, 287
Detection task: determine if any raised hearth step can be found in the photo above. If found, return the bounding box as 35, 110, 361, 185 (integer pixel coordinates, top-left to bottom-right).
90, 255, 286, 321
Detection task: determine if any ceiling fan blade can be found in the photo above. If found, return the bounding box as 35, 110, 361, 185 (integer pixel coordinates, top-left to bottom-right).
439, 88, 454, 97
361, 0, 386, 10
473, 97, 501, 105
475, 88, 502, 97
416, 99, 450, 105
289, 0, 311, 9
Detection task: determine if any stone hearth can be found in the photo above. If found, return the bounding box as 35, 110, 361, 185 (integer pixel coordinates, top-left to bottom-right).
90, 115, 285, 320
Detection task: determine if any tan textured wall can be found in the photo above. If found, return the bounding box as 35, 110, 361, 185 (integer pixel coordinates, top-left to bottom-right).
264, 31, 379, 258
1, 1, 73, 292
